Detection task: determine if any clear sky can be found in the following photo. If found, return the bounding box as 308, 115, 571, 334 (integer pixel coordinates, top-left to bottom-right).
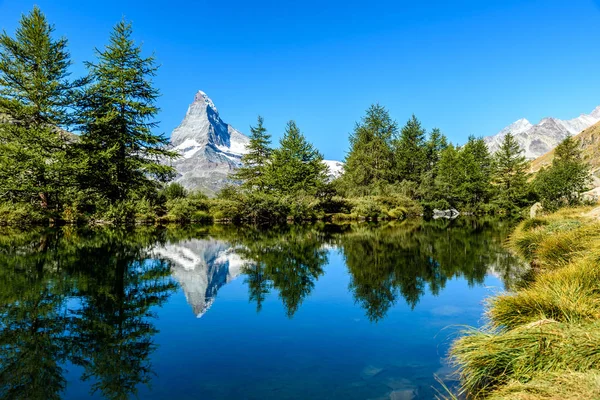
1, 0, 599, 161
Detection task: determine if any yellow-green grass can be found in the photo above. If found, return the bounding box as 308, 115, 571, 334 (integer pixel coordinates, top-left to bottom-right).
449, 206, 600, 399
488, 251, 600, 330
451, 320, 600, 398
486, 370, 600, 400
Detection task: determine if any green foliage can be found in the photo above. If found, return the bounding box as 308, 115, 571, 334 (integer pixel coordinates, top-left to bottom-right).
492, 132, 531, 211
0, 7, 84, 212
0, 202, 47, 225
393, 114, 427, 184
341, 104, 397, 195
534, 136, 591, 210
77, 19, 176, 203
162, 182, 187, 200
233, 116, 272, 190
266, 120, 327, 195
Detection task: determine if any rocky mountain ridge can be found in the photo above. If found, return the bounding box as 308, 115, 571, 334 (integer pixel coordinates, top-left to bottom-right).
485, 106, 600, 159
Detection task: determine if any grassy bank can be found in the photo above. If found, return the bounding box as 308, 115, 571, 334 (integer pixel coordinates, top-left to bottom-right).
449, 205, 600, 399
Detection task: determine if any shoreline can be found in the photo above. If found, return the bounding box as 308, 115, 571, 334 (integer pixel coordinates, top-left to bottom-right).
448, 205, 600, 399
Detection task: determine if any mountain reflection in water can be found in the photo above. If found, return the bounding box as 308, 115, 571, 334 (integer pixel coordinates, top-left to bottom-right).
0, 219, 526, 400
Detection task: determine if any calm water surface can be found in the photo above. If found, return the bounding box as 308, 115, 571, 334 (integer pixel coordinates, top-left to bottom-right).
0, 219, 526, 399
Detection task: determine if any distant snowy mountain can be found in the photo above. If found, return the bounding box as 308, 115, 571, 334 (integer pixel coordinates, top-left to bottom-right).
169, 90, 343, 194
169, 91, 250, 195
484, 106, 600, 159
323, 160, 344, 180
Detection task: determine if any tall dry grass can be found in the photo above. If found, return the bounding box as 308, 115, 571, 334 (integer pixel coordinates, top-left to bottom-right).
448, 205, 600, 399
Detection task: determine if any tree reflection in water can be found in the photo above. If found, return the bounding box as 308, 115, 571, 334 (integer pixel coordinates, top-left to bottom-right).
0, 219, 525, 399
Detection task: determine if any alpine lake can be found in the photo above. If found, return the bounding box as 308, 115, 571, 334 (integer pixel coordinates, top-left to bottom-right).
0, 218, 528, 399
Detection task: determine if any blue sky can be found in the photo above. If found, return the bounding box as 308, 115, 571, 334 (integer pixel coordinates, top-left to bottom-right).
1, 0, 599, 161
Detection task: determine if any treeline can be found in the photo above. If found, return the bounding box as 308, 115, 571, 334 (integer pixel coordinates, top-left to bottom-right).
0, 8, 593, 226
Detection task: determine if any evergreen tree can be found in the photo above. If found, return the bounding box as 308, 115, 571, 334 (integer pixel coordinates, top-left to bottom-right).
266, 121, 327, 195
434, 144, 463, 207
341, 104, 396, 194
460, 136, 493, 207
78, 20, 175, 203
419, 128, 448, 202
492, 132, 530, 210
534, 135, 591, 209
0, 7, 83, 210
393, 115, 427, 184
233, 116, 272, 191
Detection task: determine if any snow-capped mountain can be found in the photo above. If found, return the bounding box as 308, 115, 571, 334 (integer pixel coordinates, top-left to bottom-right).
484, 106, 600, 159
169, 90, 343, 194
169, 91, 250, 195
153, 238, 245, 317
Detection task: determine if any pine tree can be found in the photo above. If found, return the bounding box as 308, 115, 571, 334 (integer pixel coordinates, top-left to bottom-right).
419, 128, 448, 202
266, 121, 327, 195
492, 132, 530, 210
78, 20, 175, 203
0, 7, 83, 210
434, 144, 463, 207
341, 104, 396, 195
393, 114, 427, 184
233, 116, 272, 191
534, 135, 591, 209
460, 136, 493, 207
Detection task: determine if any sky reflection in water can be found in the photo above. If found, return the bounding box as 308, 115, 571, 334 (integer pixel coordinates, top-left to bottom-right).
0, 219, 527, 399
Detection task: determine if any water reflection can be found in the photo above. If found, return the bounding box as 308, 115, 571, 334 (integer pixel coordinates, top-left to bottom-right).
0, 228, 177, 400
0, 220, 526, 399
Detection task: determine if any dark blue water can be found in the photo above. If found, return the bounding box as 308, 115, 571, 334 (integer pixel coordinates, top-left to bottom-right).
0, 220, 526, 399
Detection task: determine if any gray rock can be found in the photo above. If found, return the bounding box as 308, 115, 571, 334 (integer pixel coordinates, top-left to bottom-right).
529, 202, 543, 218
432, 209, 460, 219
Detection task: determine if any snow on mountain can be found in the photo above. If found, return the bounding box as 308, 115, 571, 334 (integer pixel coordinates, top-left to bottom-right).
153, 238, 245, 318
484, 106, 600, 159
169, 90, 250, 195
169, 90, 344, 193
323, 160, 344, 180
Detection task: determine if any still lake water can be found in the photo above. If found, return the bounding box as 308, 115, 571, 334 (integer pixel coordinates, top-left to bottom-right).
0, 219, 526, 400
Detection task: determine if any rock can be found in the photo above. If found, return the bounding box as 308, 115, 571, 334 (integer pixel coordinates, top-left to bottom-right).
529, 202, 543, 218
432, 209, 460, 219
389, 389, 416, 400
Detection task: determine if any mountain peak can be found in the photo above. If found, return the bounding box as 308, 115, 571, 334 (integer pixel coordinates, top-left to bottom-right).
485, 106, 600, 160
193, 90, 218, 114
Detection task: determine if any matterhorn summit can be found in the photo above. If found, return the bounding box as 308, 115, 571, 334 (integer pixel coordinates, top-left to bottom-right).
484, 105, 600, 159
169, 90, 343, 194
169, 90, 250, 195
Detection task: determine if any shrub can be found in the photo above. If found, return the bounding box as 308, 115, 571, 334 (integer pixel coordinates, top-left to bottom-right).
100, 200, 137, 224
0, 202, 47, 226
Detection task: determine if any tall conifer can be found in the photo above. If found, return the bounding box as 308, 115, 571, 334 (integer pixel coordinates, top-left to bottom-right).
0, 7, 83, 209
78, 20, 175, 202
393, 115, 427, 184
341, 104, 396, 194
233, 116, 272, 191
267, 121, 327, 195
492, 132, 530, 209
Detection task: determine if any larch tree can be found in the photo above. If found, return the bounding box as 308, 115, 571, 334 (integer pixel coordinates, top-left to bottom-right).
0, 7, 84, 210
393, 114, 427, 184
266, 121, 327, 195
233, 116, 272, 191
78, 20, 175, 203
492, 132, 530, 210
534, 135, 591, 209
341, 104, 396, 194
